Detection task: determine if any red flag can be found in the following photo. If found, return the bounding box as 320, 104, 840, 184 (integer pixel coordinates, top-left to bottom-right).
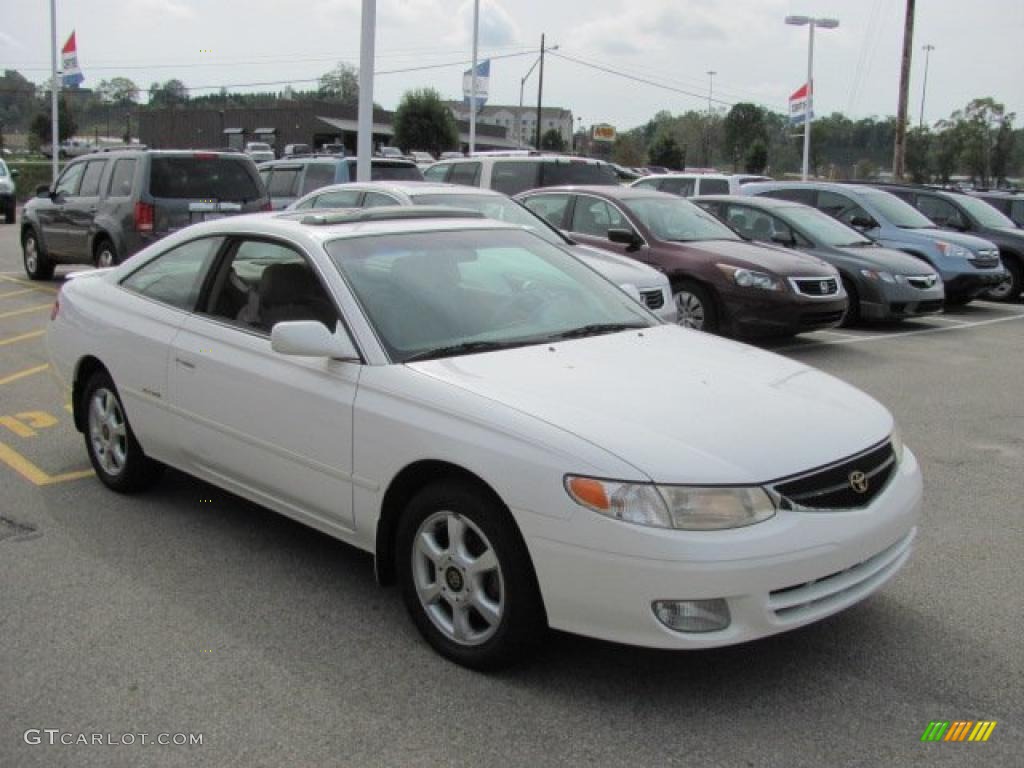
62, 31, 77, 55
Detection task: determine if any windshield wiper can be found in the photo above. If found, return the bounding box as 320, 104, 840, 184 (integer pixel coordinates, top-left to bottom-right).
544, 322, 648, 341
404, 339, 533, 362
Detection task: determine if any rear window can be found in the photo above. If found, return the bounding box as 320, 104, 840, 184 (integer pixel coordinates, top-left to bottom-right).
372, 162, 423, 181
267, 168, 301, 197
699, 179, 730, 195
492, 161, 541, 195
540, 161, 618, 188
301, 163, 337, 195
149, 156, 261, 201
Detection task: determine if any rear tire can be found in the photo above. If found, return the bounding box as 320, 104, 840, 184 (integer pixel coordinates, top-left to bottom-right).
94, 238, 118, 269
672, 280, 719, 333
985, 259, 1021, 303
82, 370, 163, 493
396, 480, 545, 670
22, 230, 55, 281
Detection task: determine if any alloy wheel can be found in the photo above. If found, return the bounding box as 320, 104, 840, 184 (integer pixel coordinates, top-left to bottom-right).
24, 236, 38, 274
88, 387, 128, 477
674, 290, 706, 329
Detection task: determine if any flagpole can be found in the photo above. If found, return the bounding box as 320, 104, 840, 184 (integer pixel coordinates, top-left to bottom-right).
469, 0, 479, 155
50, 0, 59, 184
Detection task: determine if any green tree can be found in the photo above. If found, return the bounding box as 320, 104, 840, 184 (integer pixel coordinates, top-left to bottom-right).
744, 139, 768, 173
318, 63, 359, 106
392, 87, 458, 156
540, 128, 566, 152
97, 77, 140, 106
991, 114, 1016, 185
724, 103, 766, 171
932, 122, 962, 183
648, 133, 684, 169
0, 69, 36, 128
148, 79, 188, 107
612, 133, 645, 166
30, 97, 77, 145
904, 128, 932, 183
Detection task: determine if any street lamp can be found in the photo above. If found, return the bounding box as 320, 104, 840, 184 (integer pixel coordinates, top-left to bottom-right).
518, 44, 558, 148
919, 44, 935, 129
785, 15, 839, 181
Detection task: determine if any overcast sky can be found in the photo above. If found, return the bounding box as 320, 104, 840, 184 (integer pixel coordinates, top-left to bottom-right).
3, 0, 1022, 131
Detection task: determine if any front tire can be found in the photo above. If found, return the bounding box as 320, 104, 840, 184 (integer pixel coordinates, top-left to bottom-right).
985, 259, 1021, 302
94, 238, 118, 269
396, 481, 545, 670
82, 371, 162, 493
22, 230, 55, 280
672, 280, 719, 333
839, 277, 861, 327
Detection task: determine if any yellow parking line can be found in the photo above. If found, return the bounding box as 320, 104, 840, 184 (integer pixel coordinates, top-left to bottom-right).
0, 303, 52, 320
0, 441, 93, 486
0, 364, 49, 386
0, 288, 37, 299
0, 276, 59, 294
0, 330, 46, 348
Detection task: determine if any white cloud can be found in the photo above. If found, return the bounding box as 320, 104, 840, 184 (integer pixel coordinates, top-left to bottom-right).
0, 31, 24, 50
136, 0, 196, 19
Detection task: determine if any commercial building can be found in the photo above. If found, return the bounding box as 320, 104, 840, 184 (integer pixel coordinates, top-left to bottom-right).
445, 103, 574, 149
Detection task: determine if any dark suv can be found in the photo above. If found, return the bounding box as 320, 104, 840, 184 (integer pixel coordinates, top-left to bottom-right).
869, 184, 1024, 301
258, 156, 423, 209
20, 149, 268, 280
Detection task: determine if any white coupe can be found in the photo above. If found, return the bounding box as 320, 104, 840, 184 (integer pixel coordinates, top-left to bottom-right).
46, 208, 922, 669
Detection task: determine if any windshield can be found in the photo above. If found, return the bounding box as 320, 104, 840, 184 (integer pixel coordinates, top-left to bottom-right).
410, 193, 565, 246
782, 205, 873, 247
860, 189, 935, 229
149, 157, 262, 201
327, 229, 654, 362
625, 196, 740, 242
955, 194, 1016, 228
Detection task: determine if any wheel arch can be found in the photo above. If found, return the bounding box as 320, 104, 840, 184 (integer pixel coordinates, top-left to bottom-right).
71, 355, 109, 433
669, 272, 726, 324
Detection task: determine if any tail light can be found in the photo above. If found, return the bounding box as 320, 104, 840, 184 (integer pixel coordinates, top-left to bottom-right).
134, 202, 154, 233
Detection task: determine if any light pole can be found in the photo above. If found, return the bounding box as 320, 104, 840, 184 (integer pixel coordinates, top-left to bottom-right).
918, 44, 935, 129
785, 15, 839, 181
356, 0, 376, 182
518, 43, 557, 148
49, 0, 59, 184
469, 0, 479, 154
705, 70, 716, 166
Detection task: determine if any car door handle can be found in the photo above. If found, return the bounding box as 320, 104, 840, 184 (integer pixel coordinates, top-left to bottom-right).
174, 357, 196, 370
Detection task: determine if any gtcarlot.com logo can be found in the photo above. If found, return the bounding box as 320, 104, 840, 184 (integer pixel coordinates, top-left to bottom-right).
24, 729, 203, 747
921, 721, 997, 742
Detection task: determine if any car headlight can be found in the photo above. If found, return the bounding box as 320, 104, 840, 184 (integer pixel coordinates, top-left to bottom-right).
890, 426, 904, 465
565, 476, 776, 530
934, 241, 970, 259
717, 264, 783, 291
860, 268, 896, 283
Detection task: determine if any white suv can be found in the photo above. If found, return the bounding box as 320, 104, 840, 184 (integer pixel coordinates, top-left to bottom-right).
424, 154, 619, 196
632, 173, 771, 198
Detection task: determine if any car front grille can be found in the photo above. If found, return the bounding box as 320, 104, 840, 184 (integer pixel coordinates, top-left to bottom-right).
640, 289, 665, 310
771, 440, 897, 511
905, 275, 939, 290
799, 310, 844, 328
767, 529, 915, 622
792, 277, 839, 296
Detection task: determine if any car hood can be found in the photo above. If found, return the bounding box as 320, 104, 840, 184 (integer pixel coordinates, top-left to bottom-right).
835, 245, 939, 274
408, 325, 892, 484
676, 239, 836, 276
912, 227, 997, 252
568, 243, 667, 289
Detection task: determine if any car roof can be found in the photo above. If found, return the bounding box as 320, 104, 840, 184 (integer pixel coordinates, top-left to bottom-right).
314, 180, 503, 197
742, 180, 882, 195
636, 172, 732, 181
694, 194, 800, 209
522, 185, 676, 200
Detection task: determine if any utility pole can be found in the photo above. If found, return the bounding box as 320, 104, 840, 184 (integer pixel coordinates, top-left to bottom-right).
918, 44, 935, 129
49, 0, 59, 184
705, 70, 716, 166
892, 0, 916, 180
356, 0, 376, 182
469, 0, 479, 154
535, 34, 545, 151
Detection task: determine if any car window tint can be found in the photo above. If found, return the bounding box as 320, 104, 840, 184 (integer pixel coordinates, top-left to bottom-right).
205, 239, 337, 334
699, 179, 729, 195
370, 163, 423, 181
541, 162, 618, 187
266, 168, 301, 197
55, 163, 85, 197
817, 191, 872, 226
78, 161, 107, 197
659, 178, 695, 196
916, 195, 965, 228
491, 161, 540, 195
632, 178, 660, 191
723, 204, 759, 238
449, 162, 482, 187
765, 188, 816, 205
107, 159, 136, 197
571, 197, 618, 238
121, 237, 223, 310
363, 191, 400, 208
1011, 200, 1024, 226
149, 156, 261, 200
314, 189, 363, 208
300, 163, 337, 195
423, 164, 450, 182
522, 194, 571, 228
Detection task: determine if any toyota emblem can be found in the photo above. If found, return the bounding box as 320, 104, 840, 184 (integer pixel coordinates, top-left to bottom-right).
849, 470, 869, 494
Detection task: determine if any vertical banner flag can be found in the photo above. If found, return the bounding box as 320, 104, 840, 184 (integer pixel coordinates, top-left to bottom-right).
61, 31, 84, 87
462, 59, 490, 111
789, 82, 812, 125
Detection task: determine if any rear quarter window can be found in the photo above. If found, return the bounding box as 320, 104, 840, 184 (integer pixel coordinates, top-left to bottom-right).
491, 161, 540, 195
149, 156, 262, 201
371, 163, 423, 181
108, 159, 137, 197
698, 179, 730, 195
540, 162, 618, 188
300, 163, 337, 195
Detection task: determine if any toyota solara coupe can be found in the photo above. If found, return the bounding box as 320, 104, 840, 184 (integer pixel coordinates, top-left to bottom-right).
46, 207, 922, 670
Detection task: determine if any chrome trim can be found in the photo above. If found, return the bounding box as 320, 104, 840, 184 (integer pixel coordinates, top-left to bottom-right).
787, 275, 840, 298
782, 455, 895, 503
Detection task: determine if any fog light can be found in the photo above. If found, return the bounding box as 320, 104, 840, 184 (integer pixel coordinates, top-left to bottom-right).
652, 599, 731, 633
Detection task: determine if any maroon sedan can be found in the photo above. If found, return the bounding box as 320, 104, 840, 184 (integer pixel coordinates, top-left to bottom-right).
517, 186, 848, 337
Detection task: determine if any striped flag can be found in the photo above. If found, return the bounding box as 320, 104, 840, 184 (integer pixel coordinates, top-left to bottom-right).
61, 31, 84, 87
788, 82, 812, 125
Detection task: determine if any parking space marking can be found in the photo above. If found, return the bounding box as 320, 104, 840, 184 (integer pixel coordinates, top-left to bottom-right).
0, 275, 59, 294
775, 311, 1024, 352
0, 288, 37, 299
0, 364, 48, 387
0, 330, 45, 347
923, 315, 970, 325
0, 303, 51, 320
0, 440, 93, 486
809, 329, 863, 340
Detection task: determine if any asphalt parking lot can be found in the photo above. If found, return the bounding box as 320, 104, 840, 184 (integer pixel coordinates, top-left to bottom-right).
0, 220, 1021, 768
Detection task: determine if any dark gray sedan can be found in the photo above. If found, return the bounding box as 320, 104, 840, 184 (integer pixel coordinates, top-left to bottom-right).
695, 195, 945, 325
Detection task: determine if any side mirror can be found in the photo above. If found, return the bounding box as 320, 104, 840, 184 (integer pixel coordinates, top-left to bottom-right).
608, 228, 642, 248
271, 321, 359, 360
849, 215, 877, 231
771, 232, 796, 247
35, 184, 52, 198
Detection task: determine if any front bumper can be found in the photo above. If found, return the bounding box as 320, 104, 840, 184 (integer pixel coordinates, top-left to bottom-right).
724, 287, 848, 337
859, 277, 946, 321
943, 269, 1007, 299
519, 448, 922, 649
